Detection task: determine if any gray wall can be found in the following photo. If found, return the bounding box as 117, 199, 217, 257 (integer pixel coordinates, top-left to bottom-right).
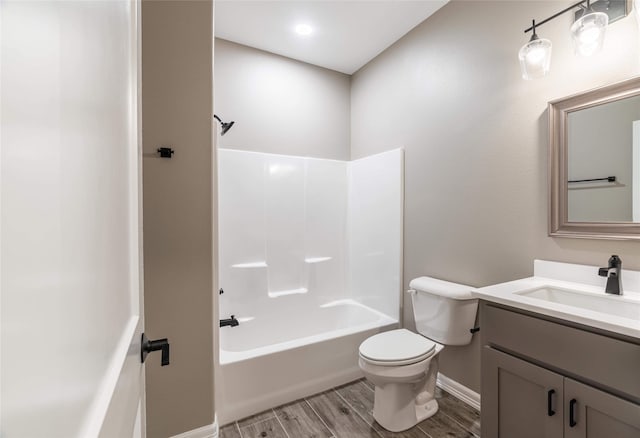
568, 95, 640, 222
351, 1, 640, 392
142, 1, 215, 436
214, 39, 351, 160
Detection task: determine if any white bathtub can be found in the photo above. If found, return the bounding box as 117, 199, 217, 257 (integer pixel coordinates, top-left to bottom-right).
215, 299, 397, 424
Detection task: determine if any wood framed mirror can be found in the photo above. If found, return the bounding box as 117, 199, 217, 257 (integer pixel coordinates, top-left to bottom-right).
549, 76, 640, 240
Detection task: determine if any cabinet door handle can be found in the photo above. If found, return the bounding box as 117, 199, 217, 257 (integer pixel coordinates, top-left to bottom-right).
569, 398, 577, 427
547, 389, 556, 416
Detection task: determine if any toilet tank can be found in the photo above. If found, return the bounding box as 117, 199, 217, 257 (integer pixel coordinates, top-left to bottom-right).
408, 276, 478, 346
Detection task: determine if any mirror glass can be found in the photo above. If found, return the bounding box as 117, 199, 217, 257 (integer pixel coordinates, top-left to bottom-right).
567, 94, 640, 223
549, 76, 640, 240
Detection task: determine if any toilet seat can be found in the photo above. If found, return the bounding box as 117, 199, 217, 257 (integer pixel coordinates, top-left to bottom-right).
359, 329, 436, 366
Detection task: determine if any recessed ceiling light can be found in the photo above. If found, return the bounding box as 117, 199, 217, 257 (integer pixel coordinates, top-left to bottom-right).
294, 24, 313, 36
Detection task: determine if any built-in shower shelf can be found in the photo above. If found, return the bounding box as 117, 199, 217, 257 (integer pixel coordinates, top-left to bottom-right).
231, 262, 268, 268
304, 257, 332, 264
268, 288, 308, 298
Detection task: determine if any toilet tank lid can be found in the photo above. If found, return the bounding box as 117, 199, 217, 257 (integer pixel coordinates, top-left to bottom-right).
409, 276, 475, 300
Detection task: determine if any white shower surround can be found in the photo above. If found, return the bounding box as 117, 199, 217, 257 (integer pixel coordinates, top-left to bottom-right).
216, 148, 403, 424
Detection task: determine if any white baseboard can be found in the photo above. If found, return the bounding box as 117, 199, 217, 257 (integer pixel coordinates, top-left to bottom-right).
170, 415, 218, 438
436, 373, 481, 411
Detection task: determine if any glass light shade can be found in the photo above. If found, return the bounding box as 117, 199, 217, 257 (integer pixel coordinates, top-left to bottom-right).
518, 37, 552, 80
571, 11, 608, 56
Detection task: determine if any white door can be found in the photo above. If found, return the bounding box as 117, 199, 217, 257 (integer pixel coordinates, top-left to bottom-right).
1, 1, 148, 437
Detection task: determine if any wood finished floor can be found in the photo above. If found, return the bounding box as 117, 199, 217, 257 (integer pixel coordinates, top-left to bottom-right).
219, 379, 480, 438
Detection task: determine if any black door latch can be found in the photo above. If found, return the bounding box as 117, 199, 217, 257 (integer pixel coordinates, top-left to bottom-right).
141, 333, 170, 366
157, 147, 175, 158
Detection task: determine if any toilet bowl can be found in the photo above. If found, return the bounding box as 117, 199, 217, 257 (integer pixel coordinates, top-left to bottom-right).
359, 329, 445, 432
358, 277, 478, 432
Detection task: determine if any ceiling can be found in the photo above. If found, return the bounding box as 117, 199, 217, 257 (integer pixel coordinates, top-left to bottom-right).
214, 1, 449, 75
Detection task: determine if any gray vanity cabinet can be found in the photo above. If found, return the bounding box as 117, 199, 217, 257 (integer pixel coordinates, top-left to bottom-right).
482, 347, 563, 438
564, 378, 640, 438
480, 301, 640, 438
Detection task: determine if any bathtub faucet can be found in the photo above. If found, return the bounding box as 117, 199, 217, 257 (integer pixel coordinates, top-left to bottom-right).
220, 315, 239, 328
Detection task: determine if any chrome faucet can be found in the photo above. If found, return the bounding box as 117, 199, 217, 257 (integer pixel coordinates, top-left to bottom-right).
598, 255, 622, 295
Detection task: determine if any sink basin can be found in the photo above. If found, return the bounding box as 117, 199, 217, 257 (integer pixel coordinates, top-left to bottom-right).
472, 260, 640, 339
516, 287, 640, 320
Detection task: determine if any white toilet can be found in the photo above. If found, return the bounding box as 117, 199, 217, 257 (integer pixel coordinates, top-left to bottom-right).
358, 276, 478, 432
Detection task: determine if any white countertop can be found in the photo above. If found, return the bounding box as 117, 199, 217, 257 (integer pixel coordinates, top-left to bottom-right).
472, 260, 640, 340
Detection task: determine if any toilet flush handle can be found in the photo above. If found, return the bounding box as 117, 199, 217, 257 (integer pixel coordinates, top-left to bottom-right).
407, 289, 417, 296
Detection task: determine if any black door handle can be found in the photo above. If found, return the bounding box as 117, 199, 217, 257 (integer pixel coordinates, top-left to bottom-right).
569, 398, 577, 427
547, 389, 556, 416
141, 333, 170, 366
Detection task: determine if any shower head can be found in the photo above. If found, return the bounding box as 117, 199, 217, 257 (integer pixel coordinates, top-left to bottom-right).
214, 114, 235, 136
220, 120, 234, 136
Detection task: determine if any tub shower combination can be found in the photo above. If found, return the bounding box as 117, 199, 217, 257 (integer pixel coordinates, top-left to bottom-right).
216, 148, 403, 423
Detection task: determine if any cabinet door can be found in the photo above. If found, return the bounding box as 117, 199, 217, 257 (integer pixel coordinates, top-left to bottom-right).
482, 347, 564, 438
565, 378, 640, 438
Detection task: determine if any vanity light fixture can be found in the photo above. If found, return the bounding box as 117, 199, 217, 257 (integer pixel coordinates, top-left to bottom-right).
571, 1, 608, 56
520, 0, 631, 79
518, 20, 552, 80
